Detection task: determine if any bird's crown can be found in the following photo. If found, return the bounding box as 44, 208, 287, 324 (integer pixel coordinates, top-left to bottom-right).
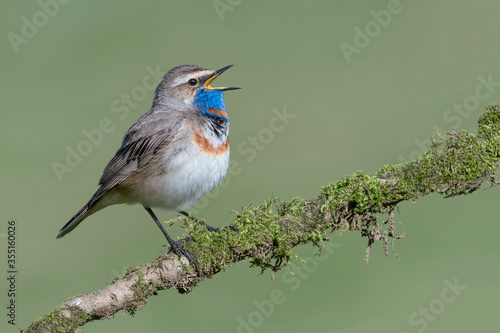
153, 64, 239, 119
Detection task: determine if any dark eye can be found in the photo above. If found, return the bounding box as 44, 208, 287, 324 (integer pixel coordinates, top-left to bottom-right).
188, 78, 198, 86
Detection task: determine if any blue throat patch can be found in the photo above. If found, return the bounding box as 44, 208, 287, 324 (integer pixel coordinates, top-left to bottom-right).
193, 89, 229, 120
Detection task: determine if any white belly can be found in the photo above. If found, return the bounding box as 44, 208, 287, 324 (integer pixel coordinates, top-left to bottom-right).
141, 146, 230, 211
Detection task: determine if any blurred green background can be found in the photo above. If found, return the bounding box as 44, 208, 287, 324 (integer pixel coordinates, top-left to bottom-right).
1, 0, 500, 332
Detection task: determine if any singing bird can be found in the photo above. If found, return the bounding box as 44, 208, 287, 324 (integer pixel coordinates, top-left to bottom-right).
57, 65, 240, 264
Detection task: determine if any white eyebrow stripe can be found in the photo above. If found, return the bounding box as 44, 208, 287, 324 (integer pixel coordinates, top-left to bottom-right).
172, 70, 214, 87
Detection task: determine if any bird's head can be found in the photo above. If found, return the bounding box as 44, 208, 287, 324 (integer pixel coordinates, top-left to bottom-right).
153, 64, 240, 119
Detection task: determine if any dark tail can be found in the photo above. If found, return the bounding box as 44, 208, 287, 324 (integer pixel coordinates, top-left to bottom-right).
56, 190, 102, 239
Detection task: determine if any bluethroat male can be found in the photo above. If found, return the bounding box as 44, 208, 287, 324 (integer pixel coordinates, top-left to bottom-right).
57, 65, 240, 264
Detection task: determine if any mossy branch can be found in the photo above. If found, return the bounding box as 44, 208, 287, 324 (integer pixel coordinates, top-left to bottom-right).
24, 105, 500, 333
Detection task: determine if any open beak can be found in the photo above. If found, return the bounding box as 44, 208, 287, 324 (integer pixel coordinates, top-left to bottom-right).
204, 65, 241, 91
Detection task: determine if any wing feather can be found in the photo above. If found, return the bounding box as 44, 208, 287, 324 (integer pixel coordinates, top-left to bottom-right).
97, 111, 184, 193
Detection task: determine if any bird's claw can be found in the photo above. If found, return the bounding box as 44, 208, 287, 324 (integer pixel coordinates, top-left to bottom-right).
205, 224, 239, 232
167, 237, 195, 266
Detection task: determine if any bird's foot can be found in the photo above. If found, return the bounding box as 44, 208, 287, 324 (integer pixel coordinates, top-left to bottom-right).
145, 207, 196, 266
205, 223, 239, 232
179, 210, 239, 233
166, 237, 195, 266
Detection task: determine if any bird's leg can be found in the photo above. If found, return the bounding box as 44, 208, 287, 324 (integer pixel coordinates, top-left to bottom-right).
144, 207, 195, 265
179, 210, 238, 232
